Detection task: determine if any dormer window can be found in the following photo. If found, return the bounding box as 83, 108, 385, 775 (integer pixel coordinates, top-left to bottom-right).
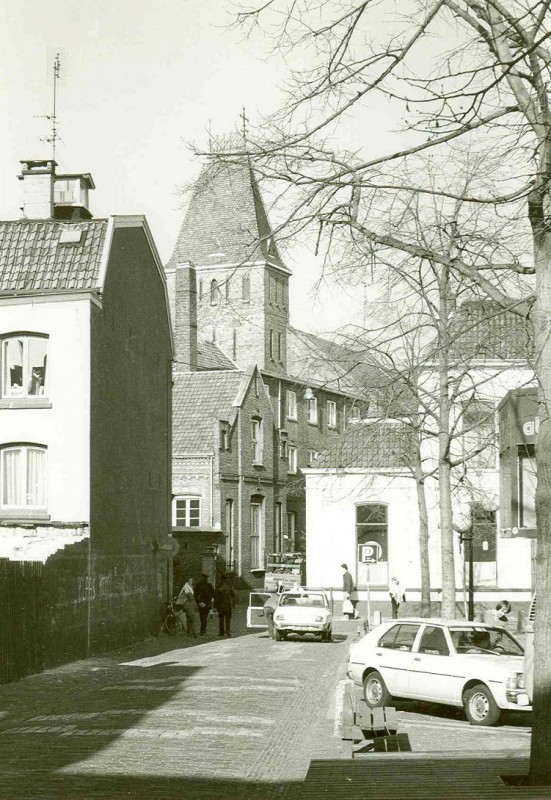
1, 335, 48, 399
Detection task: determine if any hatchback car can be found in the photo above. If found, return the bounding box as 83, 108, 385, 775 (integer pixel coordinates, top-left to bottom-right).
273, 588, 333, 641
347, 618, 531, 725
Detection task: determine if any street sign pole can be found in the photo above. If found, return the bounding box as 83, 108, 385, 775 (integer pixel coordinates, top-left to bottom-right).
366, 563, 371, 631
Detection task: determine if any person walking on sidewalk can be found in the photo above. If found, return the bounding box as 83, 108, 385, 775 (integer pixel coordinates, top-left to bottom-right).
195, 574, 215, 636
341, 563, 357, 620
389, 576, 406, 619
214, 575, 235, 637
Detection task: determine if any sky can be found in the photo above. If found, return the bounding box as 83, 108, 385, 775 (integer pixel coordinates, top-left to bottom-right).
0, 0, 374, 333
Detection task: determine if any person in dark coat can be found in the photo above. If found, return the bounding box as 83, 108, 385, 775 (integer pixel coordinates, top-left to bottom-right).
341, 563, 356, 619
195, 574, 215, 636
214, 575, 235, 637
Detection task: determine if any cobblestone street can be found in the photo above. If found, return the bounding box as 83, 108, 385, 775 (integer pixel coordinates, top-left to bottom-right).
0, 613, 349, 800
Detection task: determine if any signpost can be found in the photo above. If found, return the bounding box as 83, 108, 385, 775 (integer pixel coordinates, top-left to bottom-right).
358, 542, 381, 630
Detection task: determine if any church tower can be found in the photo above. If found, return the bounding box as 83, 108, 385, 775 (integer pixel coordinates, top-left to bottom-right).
166, 160, 291, 374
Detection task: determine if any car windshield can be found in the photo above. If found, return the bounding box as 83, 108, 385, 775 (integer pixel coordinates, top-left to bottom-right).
449, 626, 524, 656
280, 593, 325, 608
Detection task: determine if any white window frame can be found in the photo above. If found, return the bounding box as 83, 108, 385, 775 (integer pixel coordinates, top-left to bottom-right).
250, 501, 263, 568
288, 444, 297, 474
252, 417, 264, 464
307, 396, 318, 425
0, 444, 47, 510
327, 400, 337, 429
287, 390, 297, 420
308, 449, 319, 465
1, 334, 48, 399
173, 496, 201, 527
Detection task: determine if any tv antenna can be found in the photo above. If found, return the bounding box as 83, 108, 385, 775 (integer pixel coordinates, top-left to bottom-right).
36, 53, 61, 161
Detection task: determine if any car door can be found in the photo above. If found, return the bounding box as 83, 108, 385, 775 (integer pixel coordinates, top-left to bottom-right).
407, 624, 458, 702
371, 623, 421, 697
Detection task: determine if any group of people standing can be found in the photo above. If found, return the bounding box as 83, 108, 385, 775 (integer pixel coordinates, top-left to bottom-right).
175, 574, 235, 638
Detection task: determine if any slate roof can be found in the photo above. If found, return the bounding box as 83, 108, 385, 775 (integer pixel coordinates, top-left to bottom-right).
0, 219, 108, 293
167, 160, 286, 270
286, 326, 402, 405
172, 370, 245, 452
446, 300, 533, 361
314, 422, 416, 469
197, 339, 237, 371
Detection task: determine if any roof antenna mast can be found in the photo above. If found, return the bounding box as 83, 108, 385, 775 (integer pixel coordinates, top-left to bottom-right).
50, 53, 61, 161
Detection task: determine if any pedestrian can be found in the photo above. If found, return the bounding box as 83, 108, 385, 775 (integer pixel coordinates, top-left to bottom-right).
214, 574, 235, 637
264, 583, 284, 639
195, 573, 215, 636
177, 577, 199, 638
389, 576, 406, 619
495, 599, 511, 626
341, 563, 357, 620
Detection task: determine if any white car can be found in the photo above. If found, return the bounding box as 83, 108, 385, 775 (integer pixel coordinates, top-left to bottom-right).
347, 618, 531, 726
273, 588, 333, 641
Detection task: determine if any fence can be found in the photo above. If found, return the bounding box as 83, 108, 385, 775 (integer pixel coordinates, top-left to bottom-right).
0, 559, 45, 684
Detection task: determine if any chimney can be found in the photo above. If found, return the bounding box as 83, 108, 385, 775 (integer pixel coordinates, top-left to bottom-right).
18, 159, 56, 219
175, 263, 198, 370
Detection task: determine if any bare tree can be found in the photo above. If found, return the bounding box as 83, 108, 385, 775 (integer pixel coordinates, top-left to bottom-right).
202, 1, 551, 778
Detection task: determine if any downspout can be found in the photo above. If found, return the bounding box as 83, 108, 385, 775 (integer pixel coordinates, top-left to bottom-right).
237, 407, 243, 575
210, 453, 214, 527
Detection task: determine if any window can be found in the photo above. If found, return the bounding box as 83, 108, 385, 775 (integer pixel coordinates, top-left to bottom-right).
356, 503, 388, 585
288, 444, 297, 474
307, 396, 318, 425
173, 496, 200, 527
219, 423, 229, 451
287, 510, 296, 550
250, 498, 264, 568
269, 330, 274, 360
287, 390, 297, 420
278, 333, 283, 361
242, 274, 250, 302
378, 624, 420, 651
307, 449, 319, 466
252, 418, 263, 464
210, 279, 220, 305
275, 502, 282, 553
0, 445, 47, 510
462, 400, 496, 469
225, 499, 234, 569
2, 335, 48, 399
279, 436, 288, 460
327, 400, 337, 429
518, 444, 536, 528
418, 626, 450, 656
269, 274, 277, 304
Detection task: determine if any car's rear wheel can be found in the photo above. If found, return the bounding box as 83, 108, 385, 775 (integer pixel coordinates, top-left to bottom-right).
363, 670, 391, 707
464, 684, 501, 726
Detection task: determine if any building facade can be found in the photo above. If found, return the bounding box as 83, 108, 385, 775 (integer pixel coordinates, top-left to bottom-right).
165, 160, 373, 590
0, 159, 173, 669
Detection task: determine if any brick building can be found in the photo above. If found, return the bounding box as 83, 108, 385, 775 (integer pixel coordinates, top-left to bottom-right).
165, 160, 374, 591
0, 159, 173, 674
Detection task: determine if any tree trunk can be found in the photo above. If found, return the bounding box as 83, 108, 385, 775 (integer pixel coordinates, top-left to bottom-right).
529, 230, 551, 783
414, 470, 432, 616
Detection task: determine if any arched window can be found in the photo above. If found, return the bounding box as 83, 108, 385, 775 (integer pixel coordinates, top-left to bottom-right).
0, 444, 47, 510
210, 279, 220, 305
1, 334, 48, 399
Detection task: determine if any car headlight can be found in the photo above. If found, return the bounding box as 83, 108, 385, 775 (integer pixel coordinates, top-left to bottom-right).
506, 672, 524, 690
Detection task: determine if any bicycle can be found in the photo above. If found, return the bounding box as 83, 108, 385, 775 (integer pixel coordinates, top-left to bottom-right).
163, 599, 184, 635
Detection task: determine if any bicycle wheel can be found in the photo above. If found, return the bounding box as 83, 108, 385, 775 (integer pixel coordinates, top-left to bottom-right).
164, 612, 183, 635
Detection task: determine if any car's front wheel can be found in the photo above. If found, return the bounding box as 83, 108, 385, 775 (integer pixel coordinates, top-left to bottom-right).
363, 670, 391, 707
463, 684, 501, 726
274, 629, 284, 641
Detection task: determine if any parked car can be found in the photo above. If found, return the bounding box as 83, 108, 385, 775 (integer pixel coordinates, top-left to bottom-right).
273, 588, 333, 641
347, 618, 531, 726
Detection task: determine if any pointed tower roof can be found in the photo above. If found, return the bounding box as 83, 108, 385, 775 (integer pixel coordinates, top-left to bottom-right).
168, 160, 290, 272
